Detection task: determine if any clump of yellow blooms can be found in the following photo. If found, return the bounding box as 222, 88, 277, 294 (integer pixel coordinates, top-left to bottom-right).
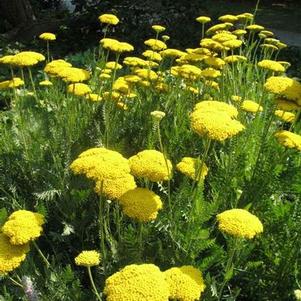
190, 101, 244, 141
100, 38, 134, 53
119, 188, 163, 222
196, 16, 211, 24
142, 50, 162, 62
217, 209, 263, 239
258, 60, 285, 72
98, 14, 119, 25
70, 147, 136, 199
10, 51, 45, 67
2, 210, 45, 245
164, 266, 206, 301
67, 83, 92, 96
0, 77, 24, 89
246, 24, 264, 31
241, 100, 263, 113
39, 80, 53, 86
176, 157, 208, 181
129, 150, 172, 182
104, 264, 170, 301
224, 55, 247, 64
144, 39, 167, 51
274, 110, 295, 123
274, 131, 301, 151
0, 233, 29, 274
56, 67, 91, 82
74, 250, 101, 267
264, 76, 301, 105
218, 14, 238, 23
39, 32, 56, 41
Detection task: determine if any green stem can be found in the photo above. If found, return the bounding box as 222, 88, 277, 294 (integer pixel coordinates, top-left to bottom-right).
87, 267, 102, 301
46, 41, 50, 62
9, 276, 23, 288
28, 68, 38, 100
33, 241, 50, 268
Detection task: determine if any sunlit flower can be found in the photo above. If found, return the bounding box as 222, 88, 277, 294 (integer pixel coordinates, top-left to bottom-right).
274, 131, 301, 151
98, 14, 119, 25
39, 32, 56, 41
241, 100, 263, 113
176, 157, 208, 181
75, 250, 101, 267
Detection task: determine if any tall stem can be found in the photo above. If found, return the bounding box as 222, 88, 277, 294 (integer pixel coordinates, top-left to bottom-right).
87, 267, 102, 301
33, 241, 50, 268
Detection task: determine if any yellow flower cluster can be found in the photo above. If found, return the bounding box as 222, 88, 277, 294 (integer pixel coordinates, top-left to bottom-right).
100, 38, 134, 53
164, 266, 206, 301
98, 14, 119, 25
104, 264, 170, 301
144, 39, 167, 51
190, 100, 244, 141
129, 150, 172, 182
70, 147, 136, 199
274, 131, 301, 151
67, 83, 92, 96
3, 51, 45, 67
75, 250, 101, 267
217, 209, 263, 239
241, 100, 263, 113
152, 25, 166, 33
176, 157, 208, 181
119, 188, 163, 222
0, 233, 29, 275
0, 77, 24, 89
2, 210, 45, 245
264, 76, 301, 105
274, 110, 295, 123
258, 60, 285, 72
39, 32, 56, 41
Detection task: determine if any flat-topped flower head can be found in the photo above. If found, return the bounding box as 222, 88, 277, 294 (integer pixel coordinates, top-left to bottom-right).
67, 83, 92, 96
164, 266, 206, 301
144, 39, 167, 51
39, 80, 53, 86
119, 188, 162, 222
75, 250, 101, 267
152, 25, 166, 33
196, 16, 211, 24
274, 110, 295, 123
241, 100, 263, 113
0, 233, 29, 274
258, 60, 285, 72
194, 100, 238, 118
10, 51, 45, 67
218, 14, 238, 23
39, 32, 56, 41
104, 264, 169, 301
217, 209, 263, 239
98, 14, 119, 25
176, 157, 208, 182
274, 131, 301, 151
151, 110, 166, 121
129, 150, 172, 182
2, 210, 45, 245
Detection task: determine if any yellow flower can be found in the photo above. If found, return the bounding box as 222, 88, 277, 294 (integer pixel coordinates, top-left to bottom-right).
104, 264, 169, 301
224, 55, 247, 64
98, 14, 119, 25
2, 210, 44, 245
67, 83, 92, 96
123, 56, 148, 67
57, 67, 91, 82
113, 77, 131, 94
274, 131, 301, 151
44, 59, 72, 75
223, 39, 242, 49
212, 32, 237, 43
200, 39, 224, 52
142, 50, 162, 62
176, 157, 208, 181
204, 56, 225, 69
236, 13, 254, 21
105, 61, 122, 70
0, 78, 24, 89
99, 73, 111, 80
0, 233, 29, 275
86, 93, 102, 102
0, 55, 15, 65
129, 150, 172, 182
135, 68, 158, 81
39, 80, 53, 86
277, 61, 291, 70
10, 51, 45, 67
232, 29, 247, 37
204, 80, 219, 90
274, 110, 295, 123
196, 16, 211, 24
144, 39, 167, 51
231, 95, 242, 103
151, 110, 166, 121
160, 49, 186, 58
246, 24, 264, 31
258, 60, 285, 72
194, 100, 238, 118
70, 147, 136, 199
261, 30, 274, 37
241, 100, 263, 113
100, 38, 134, 53
119, 188, 162, 222
217, 209, 263, 239
264, 76, 301, 105
152, 25, 166, 33
260, 44, 278, 51
75, 250, 101, 267
201, 68, 221, 78
39, 32, 56, 41
164, 266, 206, 301
218, 14, 238, 23
190, 107, 244, 142
294, 289, 301, 300
206, 23, 232, 35
162, 35, 170, 41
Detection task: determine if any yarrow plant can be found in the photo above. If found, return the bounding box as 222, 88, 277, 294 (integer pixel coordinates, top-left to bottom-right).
0, 6, 300, 301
